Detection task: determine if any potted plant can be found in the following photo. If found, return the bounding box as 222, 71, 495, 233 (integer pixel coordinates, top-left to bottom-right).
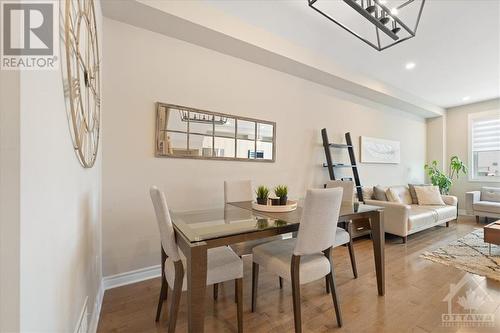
274, 185, 288, 205
424, 156, 467, 194
255, 185, 269, 205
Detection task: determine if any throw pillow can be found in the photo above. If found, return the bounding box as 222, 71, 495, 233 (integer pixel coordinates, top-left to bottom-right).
373, 185, 388, 201
408, 184, 431, 204
386, 188, 403, 203
362, 186, 374, 201
414, 186, 445, 205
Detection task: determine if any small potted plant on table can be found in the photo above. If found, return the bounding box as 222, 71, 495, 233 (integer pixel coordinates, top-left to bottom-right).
274, 185, 288, 205
255, 186, 269, 205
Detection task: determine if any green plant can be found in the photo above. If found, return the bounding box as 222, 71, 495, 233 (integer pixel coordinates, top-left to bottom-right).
424, 156, 468, 195
449, 155, 468, 180
255, 186, 269, 199
274, 185, 288, 198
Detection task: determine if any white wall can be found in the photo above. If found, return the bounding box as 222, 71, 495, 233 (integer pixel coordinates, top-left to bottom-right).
426, 115, 446, 170
102, 18, 427, 277
2, 1, 105, 331
446, 98, 500, 209
0, 68, 21, 333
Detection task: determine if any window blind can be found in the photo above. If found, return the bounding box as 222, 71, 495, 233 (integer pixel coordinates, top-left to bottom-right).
472, 115, 500, 152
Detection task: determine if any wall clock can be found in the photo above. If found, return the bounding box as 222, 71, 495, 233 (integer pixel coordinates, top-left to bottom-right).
63, 0, 101, 168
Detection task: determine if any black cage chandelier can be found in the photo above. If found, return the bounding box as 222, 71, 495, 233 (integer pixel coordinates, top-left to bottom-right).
308, 0, 426, 51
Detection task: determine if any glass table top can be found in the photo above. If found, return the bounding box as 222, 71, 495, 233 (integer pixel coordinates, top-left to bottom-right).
171, 201, 382, 243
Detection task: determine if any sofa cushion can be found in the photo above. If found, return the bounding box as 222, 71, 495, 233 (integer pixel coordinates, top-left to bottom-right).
418, 205, 457, 221
481, 187, 500, 203
408, 184, 431, 204
386, 188, 402, 203
362, 186, 374, 200
474, 201, 500, 214
415, 186, 445, 205
387, 185, 413, 204
408, 207, 436, 231
373, 185, 388, 201
408, 205, 456, 231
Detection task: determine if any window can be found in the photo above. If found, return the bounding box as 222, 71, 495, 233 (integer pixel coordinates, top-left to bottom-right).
469, 110, 500, 181
155, 103, 275, 162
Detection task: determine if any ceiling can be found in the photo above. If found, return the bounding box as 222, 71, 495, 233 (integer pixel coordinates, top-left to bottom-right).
204, 0, 500, 108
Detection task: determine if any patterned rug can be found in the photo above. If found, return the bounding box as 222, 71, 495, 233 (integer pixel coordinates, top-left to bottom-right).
421, 228, 500, 281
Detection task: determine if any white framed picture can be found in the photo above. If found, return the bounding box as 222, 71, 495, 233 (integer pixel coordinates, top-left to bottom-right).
360, 136, 400, 164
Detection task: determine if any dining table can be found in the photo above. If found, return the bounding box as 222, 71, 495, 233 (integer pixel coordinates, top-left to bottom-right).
170, 201, 384, 332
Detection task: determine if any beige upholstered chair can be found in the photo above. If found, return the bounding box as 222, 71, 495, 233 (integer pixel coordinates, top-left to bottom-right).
466, 187, 500, 222
251, 188, 344, 332
150, 186, 244, 333
324, 181, 358, 284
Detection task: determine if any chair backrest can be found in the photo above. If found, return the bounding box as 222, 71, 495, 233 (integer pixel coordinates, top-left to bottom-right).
149, 186, 181, 261
481, 187, 500, 203
294, 187, 343, 256
224, 180, 253, 203
325, 180, 354, 203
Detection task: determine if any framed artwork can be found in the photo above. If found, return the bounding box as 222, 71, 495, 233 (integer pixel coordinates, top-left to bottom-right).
360, 136, 400, 164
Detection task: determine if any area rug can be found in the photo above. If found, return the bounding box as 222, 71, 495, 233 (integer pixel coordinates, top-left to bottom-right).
421, 228, 500, 282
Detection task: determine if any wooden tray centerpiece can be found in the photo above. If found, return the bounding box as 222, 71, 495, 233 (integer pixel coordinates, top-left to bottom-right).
252, 200, 298, 212
253, 184, 297, 212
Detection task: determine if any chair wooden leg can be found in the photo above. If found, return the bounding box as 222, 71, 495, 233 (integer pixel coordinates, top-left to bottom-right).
291, 255, 302, 333
213, 283, 219, 301
347, 241, 358, 279
156, 245, 168, 322
155, 277, 168, 322
235, 278, 243, 333
234, 280, 238, 303
325, 276, 330, 294
251, 262, 259, 312
279, 276, 283, 289
324, 247, 342, 327
446, 221, 450, 227
402, 236, 407, 244
168, 261, 184, 333
476, 215, 480, 224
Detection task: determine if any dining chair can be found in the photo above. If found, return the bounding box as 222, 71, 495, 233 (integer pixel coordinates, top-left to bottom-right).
251, 187, 344, 332
150, 186, 244, 333
324, 180, 358, 293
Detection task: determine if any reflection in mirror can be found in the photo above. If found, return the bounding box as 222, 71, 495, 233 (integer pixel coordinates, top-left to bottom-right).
215, 117, 235, 138
214, 137, 235, 158
257, 140, 273, 160
257, 123, 274, 142
160, 132, 187, 156
156, 103, 275, 162
189, 134, 213, 157
237, 139, 255, 159
237, 120, 255, 140
164, 107, 187, 132
188, 111, 214, 135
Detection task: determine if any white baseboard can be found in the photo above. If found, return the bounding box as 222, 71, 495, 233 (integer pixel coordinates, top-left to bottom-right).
103, 265, 161, 290
89, 280, 104, 333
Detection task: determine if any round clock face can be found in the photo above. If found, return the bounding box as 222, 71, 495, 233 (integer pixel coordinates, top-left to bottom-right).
64, 0, 101, 168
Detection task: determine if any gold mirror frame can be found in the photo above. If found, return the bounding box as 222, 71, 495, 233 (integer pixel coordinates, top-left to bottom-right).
155, 103, 276, 162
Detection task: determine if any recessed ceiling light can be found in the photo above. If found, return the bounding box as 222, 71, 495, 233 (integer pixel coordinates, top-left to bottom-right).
391, 8, 399, 15
462, 96, 471, 101
405, 62, 416, 70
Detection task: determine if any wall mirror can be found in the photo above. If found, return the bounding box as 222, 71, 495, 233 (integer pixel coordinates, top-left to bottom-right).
155, 103, 276, 162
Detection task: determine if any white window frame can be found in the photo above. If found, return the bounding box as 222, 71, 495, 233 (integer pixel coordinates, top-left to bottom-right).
468, 110, 500, 182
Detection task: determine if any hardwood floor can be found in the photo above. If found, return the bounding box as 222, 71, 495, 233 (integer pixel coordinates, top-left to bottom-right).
97, 216, 500, 332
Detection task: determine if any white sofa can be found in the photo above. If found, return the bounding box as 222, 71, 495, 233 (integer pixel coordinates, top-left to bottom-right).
363, 185, 458, 243
466, 187, 500, 222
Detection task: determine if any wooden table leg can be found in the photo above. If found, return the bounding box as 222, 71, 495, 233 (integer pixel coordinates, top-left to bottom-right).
370, 210, 385, 296
186, 243, 208, 333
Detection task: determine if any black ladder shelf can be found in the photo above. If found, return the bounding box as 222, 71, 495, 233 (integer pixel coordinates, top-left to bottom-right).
321, 128, 364, 203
